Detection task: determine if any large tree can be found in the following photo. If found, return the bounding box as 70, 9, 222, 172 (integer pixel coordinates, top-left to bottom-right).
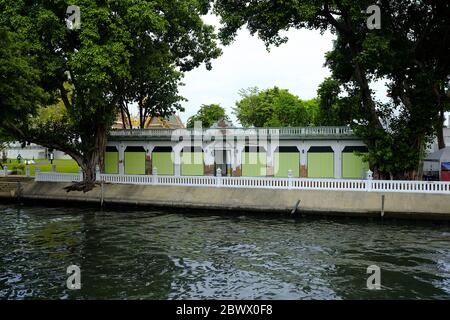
187, 104, 230, 128
0, 26, 50, 170
323, 1, 450, 178
0, 26, 49, 138
234, 87, 317, 127
0, 0, 221, 190
315, 77, 355, 126
213, 0, 450, 179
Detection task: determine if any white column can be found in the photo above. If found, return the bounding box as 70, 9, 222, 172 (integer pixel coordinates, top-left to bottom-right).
332, 144, 344, 179
118, 143, 125, 175
234, 145, 242, 171
265, 139, 272, 176
174, 145, 181, 176
300, 142, 308, 177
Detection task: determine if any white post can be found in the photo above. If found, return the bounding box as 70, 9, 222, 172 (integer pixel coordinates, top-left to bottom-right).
26, 166, 30, 177
366, 169, 373, 191
95, 165, 101, 181
288, 169, 293, 189
3, 165, 7, 177
216, 168, 222, 187
332, 144, 343, 179
153, 167, 158, 184
118, 144, 125, 175
52, 164, 56, 172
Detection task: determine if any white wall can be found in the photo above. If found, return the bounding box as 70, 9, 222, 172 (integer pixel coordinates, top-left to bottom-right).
109, 138, 367, 178
4, 143, 72, 160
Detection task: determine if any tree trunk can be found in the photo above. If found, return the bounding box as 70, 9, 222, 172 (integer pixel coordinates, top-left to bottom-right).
65, 124, 107, 192
96, 124, 106, 172
120, 104, 127, 130
125, 105, 133, 129
437, 109, 446, 150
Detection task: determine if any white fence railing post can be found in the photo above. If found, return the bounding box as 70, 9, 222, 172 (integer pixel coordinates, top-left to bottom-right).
153, 168, 158, 185
288, 169, 293, 189
216, 168, 222, 187
366, 169, 373, 191
3, 165, 8, 177
95, 165, 101, 181
34, 165, 39, 181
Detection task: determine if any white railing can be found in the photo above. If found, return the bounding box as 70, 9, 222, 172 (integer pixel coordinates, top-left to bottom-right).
371, 180, 450, 193
35, 172, 82, 182
109, 126, 354, 138
34, 172, 450, 194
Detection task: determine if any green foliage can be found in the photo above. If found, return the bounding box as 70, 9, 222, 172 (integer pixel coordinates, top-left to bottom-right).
0, 0, 221, 187
316, 78, 346, 126
213, 0, 450, 179
187, 104, 230, 128
0, 141, 7, 168
234, 87, 317, 127
0, 27, 49, 135
12, 163, 25, 175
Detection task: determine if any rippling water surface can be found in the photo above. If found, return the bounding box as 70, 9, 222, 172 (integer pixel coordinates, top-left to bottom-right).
0, 203, 449, 299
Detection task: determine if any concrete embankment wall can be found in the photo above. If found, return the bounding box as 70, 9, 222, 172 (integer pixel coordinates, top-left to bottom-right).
1, 180, 450, 220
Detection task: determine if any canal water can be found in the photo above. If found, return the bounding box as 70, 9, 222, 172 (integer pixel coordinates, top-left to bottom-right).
0, 203, 449, 299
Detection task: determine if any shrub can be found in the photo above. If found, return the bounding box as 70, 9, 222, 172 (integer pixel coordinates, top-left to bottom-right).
12, 164, 25, 175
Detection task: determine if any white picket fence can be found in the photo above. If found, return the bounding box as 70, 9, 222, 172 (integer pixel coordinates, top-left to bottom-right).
35, 172, 82, 182
33, 171, 450, 194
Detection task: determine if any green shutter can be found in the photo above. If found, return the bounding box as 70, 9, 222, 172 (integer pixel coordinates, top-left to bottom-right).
242, 152, 267, 176
181, 152, 204, 176
105, 151, 119, 174
274, 152, 299, 177
152, 152, 174, 175
307, 152, 334, 178
342, 152, 368, 179
125, 152, 146, 175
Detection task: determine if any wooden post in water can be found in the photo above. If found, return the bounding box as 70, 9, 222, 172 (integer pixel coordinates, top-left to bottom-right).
100, 180, 104, 208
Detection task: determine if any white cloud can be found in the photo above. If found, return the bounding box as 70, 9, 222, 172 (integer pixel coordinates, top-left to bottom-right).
177, 15, 412, 126
178, 16, 336, 124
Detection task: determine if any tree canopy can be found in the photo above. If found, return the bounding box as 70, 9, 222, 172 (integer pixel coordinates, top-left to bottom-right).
213, 0, 450, 179
234, 86, 320, 127
187, 104, 230, 128
0, 27, 49, 138
315, 77, 355, 126
0, 0, 221, 190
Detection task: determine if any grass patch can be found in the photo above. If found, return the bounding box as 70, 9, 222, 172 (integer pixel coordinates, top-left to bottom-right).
1, 159, 80, 176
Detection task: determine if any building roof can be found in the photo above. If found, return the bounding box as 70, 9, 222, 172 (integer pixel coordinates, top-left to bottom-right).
112, 114, 185, 129
145, 114, 185, 129
425, 147, 450, 162
211, 118, 235, 129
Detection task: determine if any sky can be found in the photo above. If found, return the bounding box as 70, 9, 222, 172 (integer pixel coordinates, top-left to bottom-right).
176, 15, 448, 127
177, 15, 337, 124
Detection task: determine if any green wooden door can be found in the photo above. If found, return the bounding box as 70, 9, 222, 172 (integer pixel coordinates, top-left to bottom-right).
152, 147, 174, 175
181, 152, 204, 176
242, 149, 267, 177
342, 147, 369, 179
124, 146, 146, 175
104, 146, 118, 174
307, 147, 334, 178
274, 147, 299, 177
